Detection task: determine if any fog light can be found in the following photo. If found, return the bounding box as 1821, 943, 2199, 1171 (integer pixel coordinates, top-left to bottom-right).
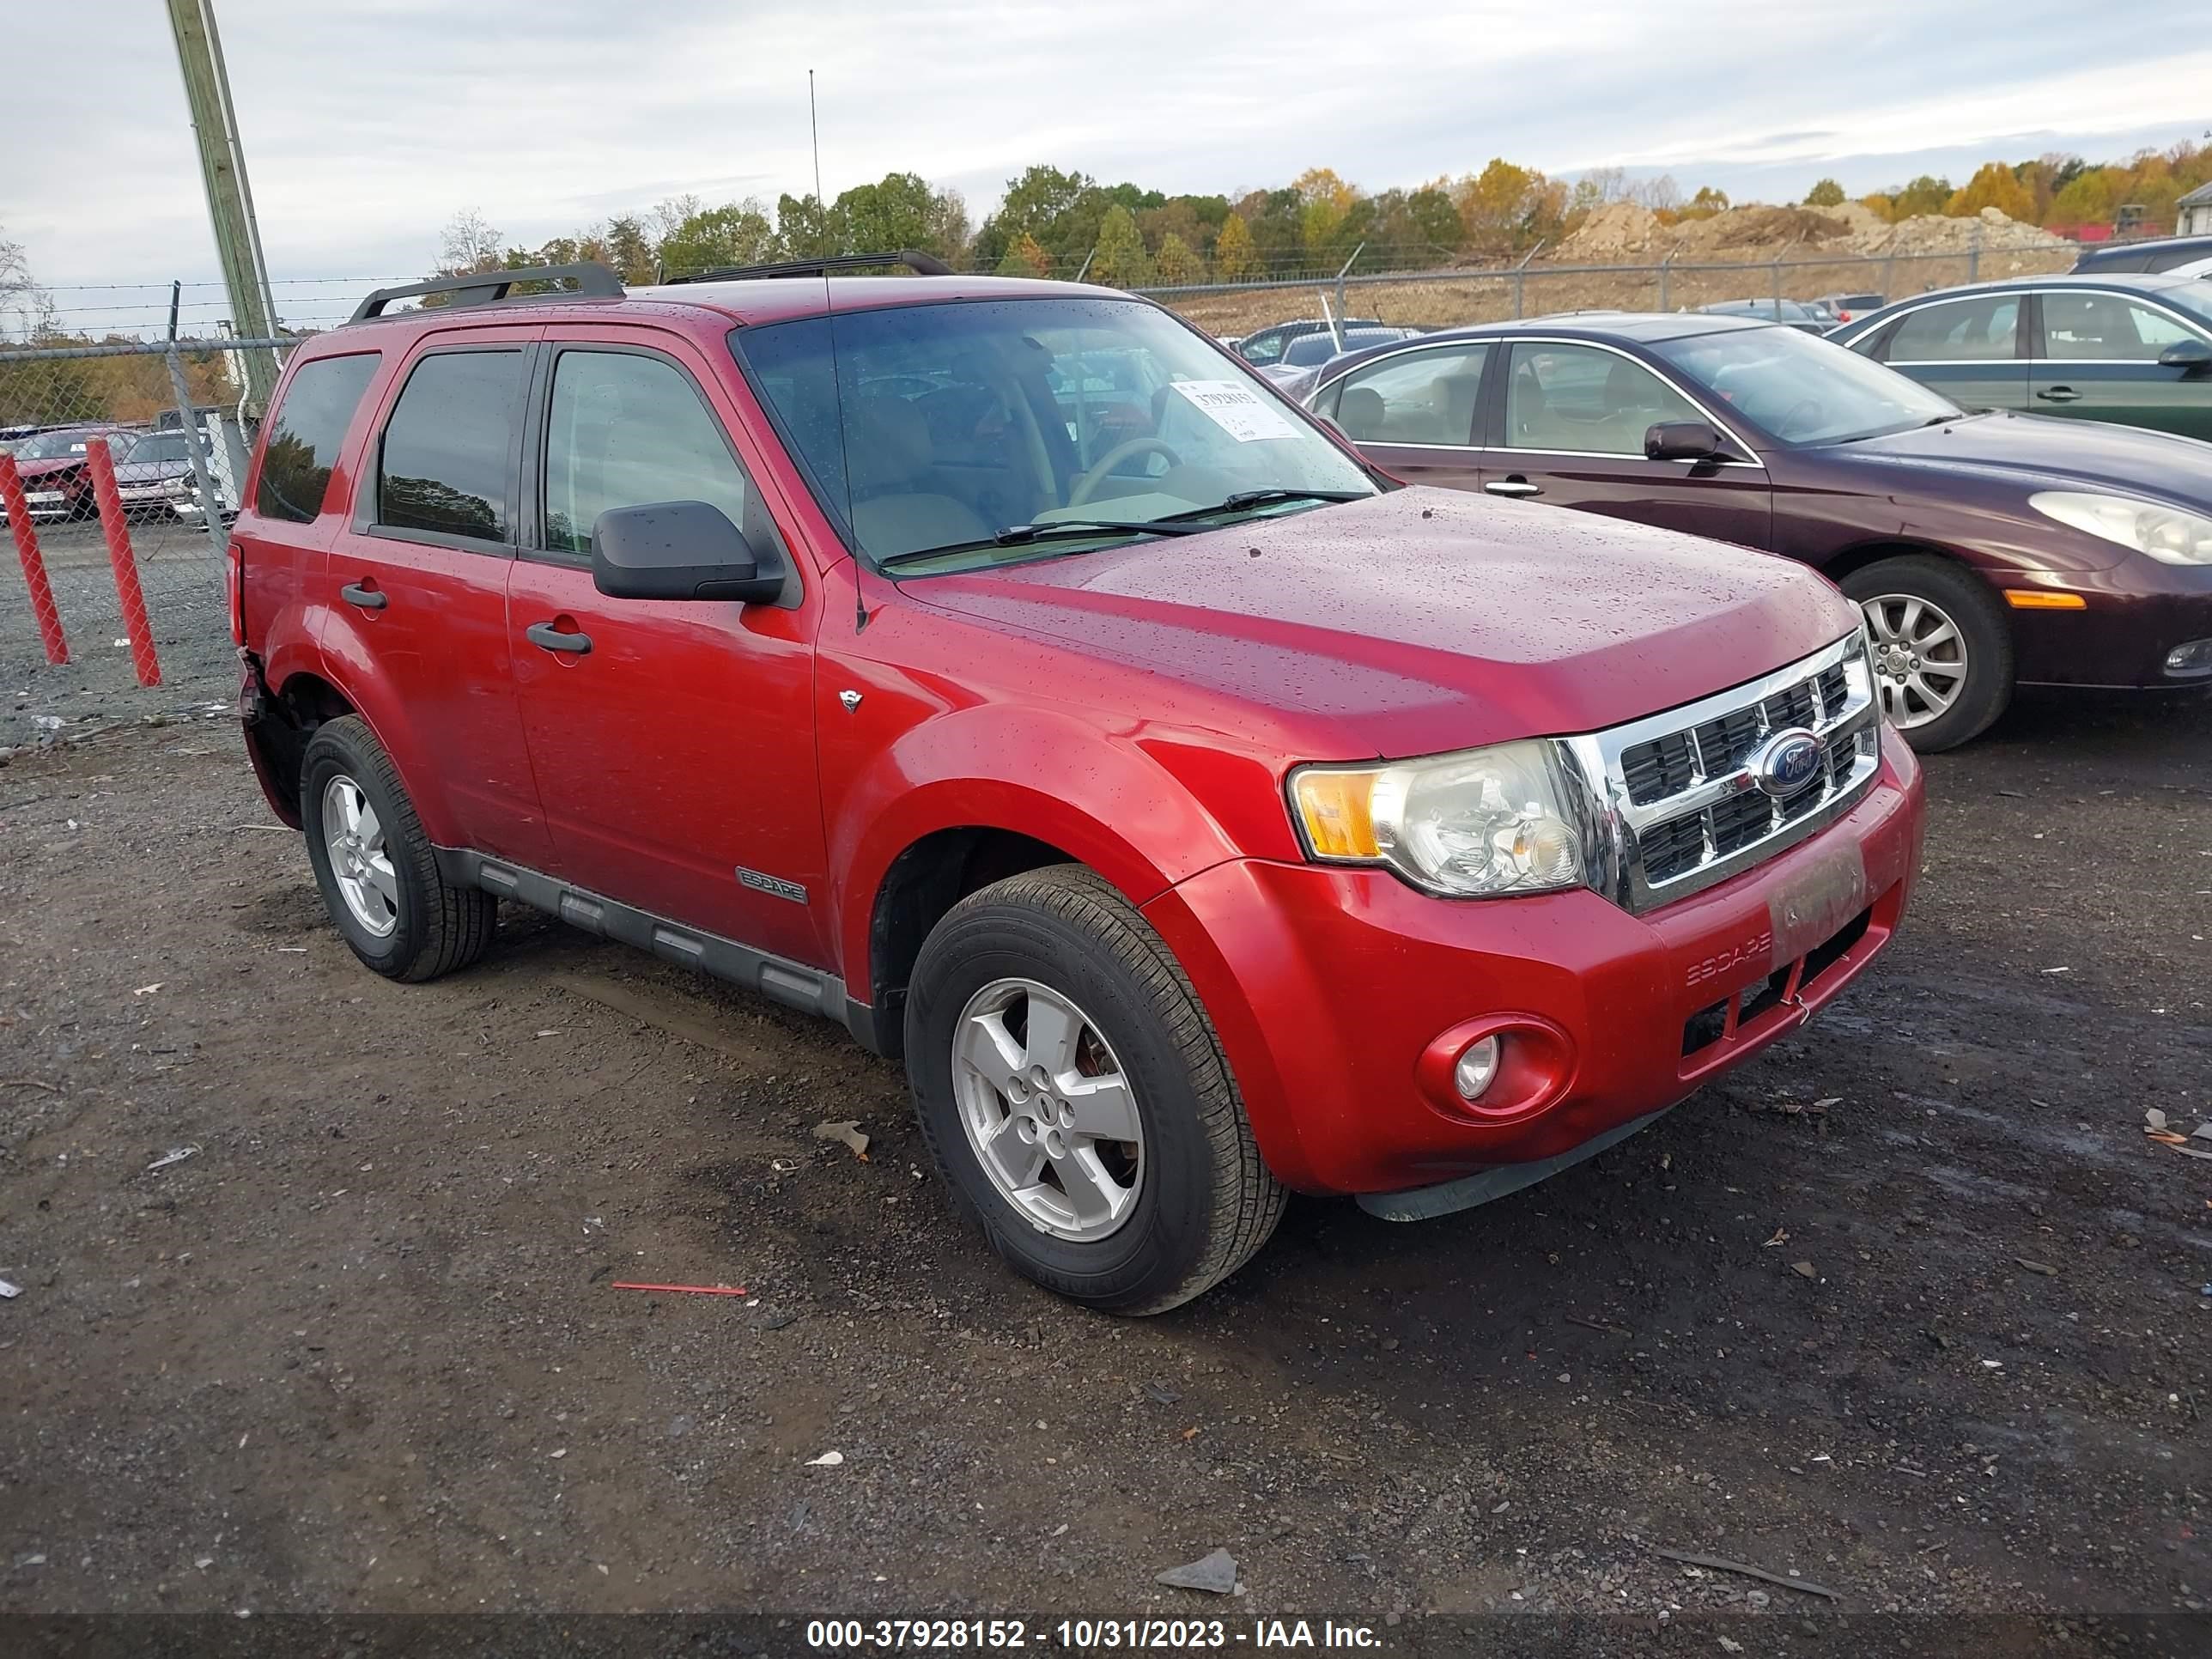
1454, 1036, 1500, 1101
2165, 637, 2212, 678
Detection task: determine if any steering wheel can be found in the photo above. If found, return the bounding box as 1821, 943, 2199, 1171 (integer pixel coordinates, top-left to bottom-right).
1778, 398, 1824, 438
1069, 437, 1183, 507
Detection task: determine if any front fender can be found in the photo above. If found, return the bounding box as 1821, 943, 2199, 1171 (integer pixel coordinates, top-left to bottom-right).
830, 702, 1254, 996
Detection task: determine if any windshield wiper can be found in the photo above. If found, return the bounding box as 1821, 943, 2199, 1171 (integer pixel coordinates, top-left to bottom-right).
1167, 487, 1372, 520
876, 517, 1209, 570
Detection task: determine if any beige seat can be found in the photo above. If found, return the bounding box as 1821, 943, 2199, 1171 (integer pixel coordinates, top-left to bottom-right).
844, 395, 992, 558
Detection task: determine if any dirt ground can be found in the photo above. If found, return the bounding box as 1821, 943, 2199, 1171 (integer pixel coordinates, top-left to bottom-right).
0, 689, 2207, 1646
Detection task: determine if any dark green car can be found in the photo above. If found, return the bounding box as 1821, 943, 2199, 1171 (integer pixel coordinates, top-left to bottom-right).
1829, 274, 2212, 443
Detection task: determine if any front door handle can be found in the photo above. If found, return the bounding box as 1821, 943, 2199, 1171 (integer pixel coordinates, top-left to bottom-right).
340, 581, 386, 610
1486, 477, 1543, 497
2035, 386, 2081, 403
526, 621, 592, 655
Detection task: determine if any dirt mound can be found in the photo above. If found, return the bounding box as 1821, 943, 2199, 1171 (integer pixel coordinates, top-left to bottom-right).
1668, 204, 1853, 255
1866, 206, 2069, 255
1555, 201, 1662, 261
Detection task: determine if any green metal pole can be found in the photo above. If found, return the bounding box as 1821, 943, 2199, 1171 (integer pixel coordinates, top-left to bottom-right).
166, 0, 279, 410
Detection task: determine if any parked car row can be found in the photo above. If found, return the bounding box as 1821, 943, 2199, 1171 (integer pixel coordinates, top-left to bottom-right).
1297, 295, 2212, 750
200, 252, 2210, 1316
0, 422, 230, 525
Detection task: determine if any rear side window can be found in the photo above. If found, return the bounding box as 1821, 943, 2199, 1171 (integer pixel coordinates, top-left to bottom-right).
1885, 296, 2021, 362
1325, 344, 1490, 444
256, 352, 379, 523
376, 349, 525, 543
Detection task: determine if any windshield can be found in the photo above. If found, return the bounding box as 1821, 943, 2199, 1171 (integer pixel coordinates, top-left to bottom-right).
19, 429, 101, 459
1652, 326, 1960, 445
123, 435, 190, 465
734, 296, 1375, 569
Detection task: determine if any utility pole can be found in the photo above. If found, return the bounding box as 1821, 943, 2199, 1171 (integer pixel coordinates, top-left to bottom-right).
166, 0, 280, 409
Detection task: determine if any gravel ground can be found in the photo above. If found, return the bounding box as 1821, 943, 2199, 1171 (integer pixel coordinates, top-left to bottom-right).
0, 690, 2206, 1651
2, 516, 235, 751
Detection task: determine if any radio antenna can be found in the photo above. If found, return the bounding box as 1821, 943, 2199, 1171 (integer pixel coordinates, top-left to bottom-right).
809, 70, 823, 209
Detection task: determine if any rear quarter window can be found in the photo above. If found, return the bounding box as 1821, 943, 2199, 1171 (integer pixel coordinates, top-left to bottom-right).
255, 353, 380, 524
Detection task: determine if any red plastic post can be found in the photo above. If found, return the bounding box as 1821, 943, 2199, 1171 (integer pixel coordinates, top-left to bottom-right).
84, 438, 161, 688
0, 453, 69, 665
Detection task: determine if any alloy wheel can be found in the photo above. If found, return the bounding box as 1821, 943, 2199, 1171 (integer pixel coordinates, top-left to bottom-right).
321, 774, 398, 938
951, 977, 1145, 1242
1861, 592, 1969, 729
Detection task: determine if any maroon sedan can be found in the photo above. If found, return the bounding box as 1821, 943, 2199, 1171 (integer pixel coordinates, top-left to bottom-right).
1304, 314, 2212, 749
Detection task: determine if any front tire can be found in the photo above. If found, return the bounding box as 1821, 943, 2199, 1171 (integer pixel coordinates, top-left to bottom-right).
1841, 556, 2013, 752
300, 715, 497, 981
905, 866, 1285, 1315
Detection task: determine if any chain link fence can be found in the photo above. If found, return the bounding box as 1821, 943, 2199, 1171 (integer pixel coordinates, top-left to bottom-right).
1, 337, 291, 752
1142, 242, 2081, 337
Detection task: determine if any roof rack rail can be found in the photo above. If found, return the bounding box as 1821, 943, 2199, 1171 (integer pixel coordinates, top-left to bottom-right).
660, 249, 954, 285
348, 262, 623, 324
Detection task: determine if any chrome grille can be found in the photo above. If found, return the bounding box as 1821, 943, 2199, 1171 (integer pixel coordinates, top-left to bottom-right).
1563, 634, 1881, 914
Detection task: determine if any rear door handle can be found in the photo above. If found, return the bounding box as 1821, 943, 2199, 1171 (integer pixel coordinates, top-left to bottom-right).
340, 581, 386, 610
526, 621, 592, 655
1485, 477, 1543, 497
2035, 386, 2081, 403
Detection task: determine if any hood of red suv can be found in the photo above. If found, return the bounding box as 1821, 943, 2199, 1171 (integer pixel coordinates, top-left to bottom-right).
12, 454, 88, 482
908, 488, 1857, 758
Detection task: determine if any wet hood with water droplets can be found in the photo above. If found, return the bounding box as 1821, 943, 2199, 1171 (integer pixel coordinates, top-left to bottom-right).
907, 488, 1857, 758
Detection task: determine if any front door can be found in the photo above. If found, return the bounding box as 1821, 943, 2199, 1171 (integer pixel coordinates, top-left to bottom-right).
505, 331, 830, 969
1472, 340, 1772, 551
2030, 290, 2212, 441
1312, 341, 1490, 490
323, 332, 551, 866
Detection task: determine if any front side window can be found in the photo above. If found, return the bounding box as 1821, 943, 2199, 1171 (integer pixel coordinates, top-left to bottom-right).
376, 349, 524, 542
1502, 343, 1703, 454
542, 349, 773, 558
2040, 293, 2196, 360
1884, 296, 2021, 362
257, 353, 379, 523
1329, 345, 1489, 444
732, 296, 1375, 569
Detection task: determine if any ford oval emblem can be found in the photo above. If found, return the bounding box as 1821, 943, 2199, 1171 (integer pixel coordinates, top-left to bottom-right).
1753, 728, 1824, 799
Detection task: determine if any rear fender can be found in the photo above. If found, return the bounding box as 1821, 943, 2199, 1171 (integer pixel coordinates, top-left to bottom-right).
309, 605, 464, 844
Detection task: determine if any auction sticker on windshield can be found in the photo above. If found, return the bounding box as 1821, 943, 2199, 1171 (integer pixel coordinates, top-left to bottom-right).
1170, 380, 1299, 442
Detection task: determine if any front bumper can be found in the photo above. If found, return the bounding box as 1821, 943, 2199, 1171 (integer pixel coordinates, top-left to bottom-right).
1142, 725, 1924, 1197
2010, 560, 2212, 688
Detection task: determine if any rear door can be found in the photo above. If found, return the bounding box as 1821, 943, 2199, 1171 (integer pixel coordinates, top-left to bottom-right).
1469, 339, 1771, 550
1863, 291, 2029, 411
2028, 289, 2212, 441
505, 327, 830, 969
235, 349, 382, 663
324, 331, 552, 865
1308, 341, 1491, 489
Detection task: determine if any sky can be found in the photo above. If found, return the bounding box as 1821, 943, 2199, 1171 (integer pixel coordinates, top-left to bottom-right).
5, 0, 2208, 335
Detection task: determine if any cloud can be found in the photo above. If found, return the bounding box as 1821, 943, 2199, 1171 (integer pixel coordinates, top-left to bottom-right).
8, 0, 2203, 327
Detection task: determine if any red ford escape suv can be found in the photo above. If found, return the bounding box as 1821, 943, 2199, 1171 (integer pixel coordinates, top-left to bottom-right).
231, 255, 1924, 1313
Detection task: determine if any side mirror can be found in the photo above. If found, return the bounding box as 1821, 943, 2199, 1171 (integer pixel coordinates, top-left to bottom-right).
1644, 420, 1727, 463
592, 501, 785, 604
2157, 337, 2212, 373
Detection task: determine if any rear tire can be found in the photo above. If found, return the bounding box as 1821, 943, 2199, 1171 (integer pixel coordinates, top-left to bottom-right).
300, 715, 496, 981
1841, 556, 2012, 752
905, 866, 1285, 1315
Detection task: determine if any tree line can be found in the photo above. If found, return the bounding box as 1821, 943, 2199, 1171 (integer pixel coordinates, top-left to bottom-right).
439, 137, 2211, 298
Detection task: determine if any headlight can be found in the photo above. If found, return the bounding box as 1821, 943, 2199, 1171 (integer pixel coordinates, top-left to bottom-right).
1289, 738, 1587, 897
2031, 490, 2212, 566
